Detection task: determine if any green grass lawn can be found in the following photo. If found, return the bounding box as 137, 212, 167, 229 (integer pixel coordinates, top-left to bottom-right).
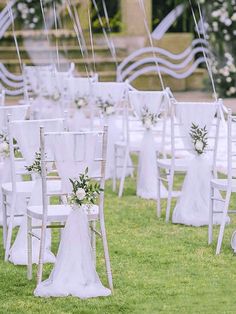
1, 174, 236, 314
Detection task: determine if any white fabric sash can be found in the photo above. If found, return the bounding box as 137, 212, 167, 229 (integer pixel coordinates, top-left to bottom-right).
34, 206, 111, 298
129, 91, 168, 199
172, 102, 222, 226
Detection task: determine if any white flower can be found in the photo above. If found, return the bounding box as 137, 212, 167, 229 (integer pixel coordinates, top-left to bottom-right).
226, 77, 232, 83
225, 18, 232, 26
212, 10, 221, 18
212, 22, 218, 31
106, 106, 115, 115
232, 13, 236, 21
52, 91, 60, 101
195, 140, 204, 152
144, 118, 152, 129
76, 188, 86, 201
0, 142, 9, 155
224, 34, 231, 41
229, 87, 236, 94
76, 98, 87, 108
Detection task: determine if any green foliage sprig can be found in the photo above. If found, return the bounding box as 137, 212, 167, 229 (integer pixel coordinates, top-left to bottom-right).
0, 132, 9, 158
189, 123, 208, 155
25, 152, 41, 174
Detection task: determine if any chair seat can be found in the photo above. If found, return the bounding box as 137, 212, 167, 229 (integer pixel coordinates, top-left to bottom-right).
2, 180, 61, 196
211, 179, 236, 192
157, 158, 190, 171
27, 204, 99, 222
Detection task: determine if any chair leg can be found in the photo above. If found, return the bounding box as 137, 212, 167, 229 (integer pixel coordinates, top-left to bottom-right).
216, 192, 231, 255
4, 195, 16, 262
208, 186, 214, 245
156, 166, 161, 218
2, 193, 7, 249
112, 146, 117, 192
166, 170, 174, 223
91, 221, 96, 267
118, 148, 129, 198
37, 221, 47, 284
100, 219, 113, 293
27, 215, 33, 280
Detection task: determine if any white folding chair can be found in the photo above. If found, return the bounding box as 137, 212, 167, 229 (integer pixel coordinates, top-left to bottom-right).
27, 126, 113, 292
157, 99, 222, 222
3, 118, 65, 261
114, 88, 170, 197
23, 65, 54, 98
67, 75, 99, 130
208, 108, 236, 254
91, 81, 128, 122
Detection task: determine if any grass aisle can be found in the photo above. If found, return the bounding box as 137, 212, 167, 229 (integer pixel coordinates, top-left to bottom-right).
0, 177, 236, 313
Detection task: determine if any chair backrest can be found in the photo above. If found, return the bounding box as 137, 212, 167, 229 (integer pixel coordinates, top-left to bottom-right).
170, 98, 222, 174
92, 82, 127, 103
40, 126, 108, 218
23, 65, 54, 97
7, 118, 66, 194
0, 104, 29, 132
68, 75, 98, 101
125, 89, 170, 148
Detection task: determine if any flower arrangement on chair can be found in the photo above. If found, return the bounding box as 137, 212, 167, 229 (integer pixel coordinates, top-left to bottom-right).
74, 94, 88, 109
0, 132, 9, 158
189, 123, 208, 155
141, 106, 159, 130
97, 96, 115, 116
68, 167, 103, 210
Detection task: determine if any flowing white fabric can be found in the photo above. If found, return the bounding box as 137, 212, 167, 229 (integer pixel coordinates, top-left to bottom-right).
30, 97, 63, 120
34, 206, 111, 298
9, 176, 57, 265
129, 91, 169, 199
48, 133, 97, 193
12, 119, 64, 165
172, 102, 223, 226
